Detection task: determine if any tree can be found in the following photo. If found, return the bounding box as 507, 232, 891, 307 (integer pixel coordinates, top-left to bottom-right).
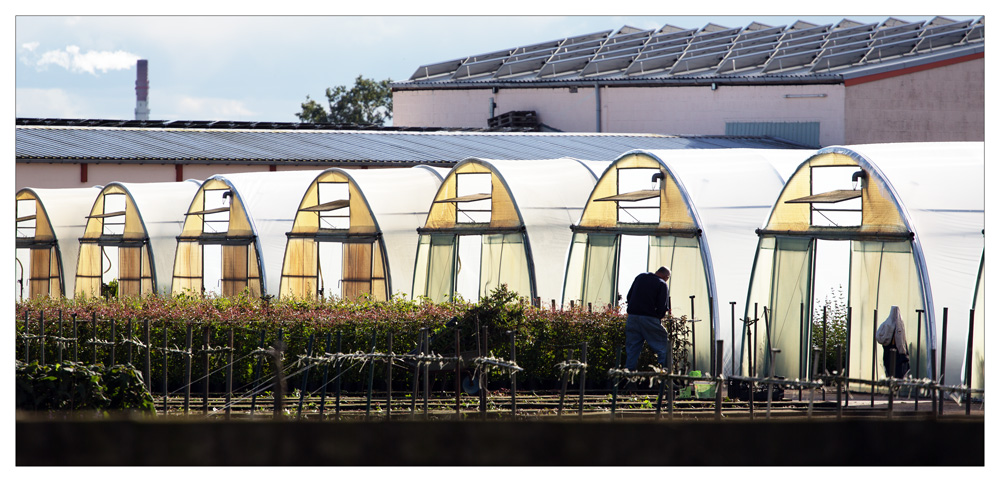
812, 285, 848, 374
296, 75, 393, 125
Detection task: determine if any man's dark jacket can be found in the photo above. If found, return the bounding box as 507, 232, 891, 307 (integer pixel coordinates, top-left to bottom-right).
625, 272, 670, 319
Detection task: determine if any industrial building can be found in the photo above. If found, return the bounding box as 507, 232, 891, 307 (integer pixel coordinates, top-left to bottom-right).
15, 119, 802, 190
393, 17, 984, 146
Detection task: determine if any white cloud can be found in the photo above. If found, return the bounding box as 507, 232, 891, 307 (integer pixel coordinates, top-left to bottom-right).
22, 42, 40, 52
16, 88, 87, 118
35, 45, 141, 75
170, 95, 257, 120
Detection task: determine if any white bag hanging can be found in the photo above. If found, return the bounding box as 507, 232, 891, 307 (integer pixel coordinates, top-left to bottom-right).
875, 306, 901, 346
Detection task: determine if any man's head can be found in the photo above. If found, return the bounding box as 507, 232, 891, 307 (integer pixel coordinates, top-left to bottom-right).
654, 266, 670, 282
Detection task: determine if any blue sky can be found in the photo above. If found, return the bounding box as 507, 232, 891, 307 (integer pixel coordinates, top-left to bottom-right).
12, 4, 983, 123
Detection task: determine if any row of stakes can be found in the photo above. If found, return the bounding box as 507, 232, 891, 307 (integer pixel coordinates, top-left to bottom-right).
16, 299, 983, 420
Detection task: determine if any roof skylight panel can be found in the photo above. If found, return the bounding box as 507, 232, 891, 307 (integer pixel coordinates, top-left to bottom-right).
869, 28, 923, 48
549, 47, 599, 63
779, 30, 831, 48
669, 49, 729, 74
557, 37, 608, 55
922, 18, 973, 35
914, 27, 975, 51
826, 22, 877, 40
582, 53, 638, 76
873, 21, 924, 38
820, 37, 873, 55
809, 46, 868, 71
821, 30, 874, 48
624, 50, 683, 76
464, 49, 515, 63
409, 58, 466, 80
731, 34, 781, 52
640, 36, 692, 55
715, 49, 775, 74
605, 29, 653, 44
964, 23, 984, 42
511, 39, 562, 56
537, 56, 591, 77
452, 57, 508, 79
862, 37, 921, 62
593, 46, 643, 60
833, 19, 867, 30
635, 43, 688, 61
691, 26, 741, 44
560, 30, 613, 47
681, 40, 733, 59
597, 36, 650, 55
761, 48, 821, 72
504, 49, 556, 64
778, 23, 831, 42
773, 40, 825, 57
493, 56, 550, 78
647, 28, 696, 46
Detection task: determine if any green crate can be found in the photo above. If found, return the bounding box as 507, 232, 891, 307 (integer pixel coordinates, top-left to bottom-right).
679, 371, 715, 399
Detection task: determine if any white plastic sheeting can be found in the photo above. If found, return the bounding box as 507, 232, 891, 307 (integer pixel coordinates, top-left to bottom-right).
837, 143, 984, 386
644, 149, 812, 373
15, 186, 102, 298
110, 181, 202, 294
570, 148, 810, 374
210, 171, 325, 296
320, 165, 447, 298
486, 158, 607, 303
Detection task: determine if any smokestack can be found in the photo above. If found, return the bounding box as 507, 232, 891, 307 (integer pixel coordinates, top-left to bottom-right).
135, 59, 149, 120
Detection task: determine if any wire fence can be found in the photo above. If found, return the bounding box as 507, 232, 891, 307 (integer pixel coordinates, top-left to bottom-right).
15, 307, 984, 421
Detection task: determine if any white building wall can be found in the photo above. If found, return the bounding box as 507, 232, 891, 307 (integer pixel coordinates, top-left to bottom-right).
393, 83, 847, 145
602, 84, 846, 145
844, 57, 984, 144
16, 164, 85, 190
392, 88, 499, 129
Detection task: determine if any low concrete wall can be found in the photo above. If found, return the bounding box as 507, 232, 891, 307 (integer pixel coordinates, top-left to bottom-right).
17, 417, 983, 465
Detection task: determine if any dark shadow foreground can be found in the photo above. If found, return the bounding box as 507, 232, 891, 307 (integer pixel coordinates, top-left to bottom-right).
17, 415, 983, 466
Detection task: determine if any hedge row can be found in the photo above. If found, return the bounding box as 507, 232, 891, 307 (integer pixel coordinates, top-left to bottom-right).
15, 287, 686, 392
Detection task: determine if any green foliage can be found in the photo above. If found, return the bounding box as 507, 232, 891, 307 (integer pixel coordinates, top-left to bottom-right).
14, 288, 641, 391
15, 361, 155, 414
101, 279, 118, 299
812, 286, 849, 373
297, 75, 393, 125
664, 315, 693, 375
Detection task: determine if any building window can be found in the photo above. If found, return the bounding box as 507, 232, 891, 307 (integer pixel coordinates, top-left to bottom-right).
317, 182, 350, 230
456, 173, 492, 224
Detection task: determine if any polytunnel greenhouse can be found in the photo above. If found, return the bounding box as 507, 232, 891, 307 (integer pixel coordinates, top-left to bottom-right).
412, 157, 607, 304
172, 171, 321, 298
966, 250, 984, 394
741, 142, 983, 389
74, 181, 201, 298
561, 148, 810, 375
15, 186, 102, 300
279, 166, 446, 301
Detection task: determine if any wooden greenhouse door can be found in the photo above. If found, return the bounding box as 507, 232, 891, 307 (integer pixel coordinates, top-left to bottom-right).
118, 246, 143, 296
29, 248, 51, 298
222, 244, 249, 297
342, 242, 372, 300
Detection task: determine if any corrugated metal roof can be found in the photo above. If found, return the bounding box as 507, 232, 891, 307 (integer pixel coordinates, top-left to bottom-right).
397, 16, 984, 88
16, 124, 804, 166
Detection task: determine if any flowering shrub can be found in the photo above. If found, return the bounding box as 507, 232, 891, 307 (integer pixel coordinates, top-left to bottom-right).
14, 287, 676, 390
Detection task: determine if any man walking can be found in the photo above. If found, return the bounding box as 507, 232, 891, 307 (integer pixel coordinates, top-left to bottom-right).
624, 267, 671, 371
